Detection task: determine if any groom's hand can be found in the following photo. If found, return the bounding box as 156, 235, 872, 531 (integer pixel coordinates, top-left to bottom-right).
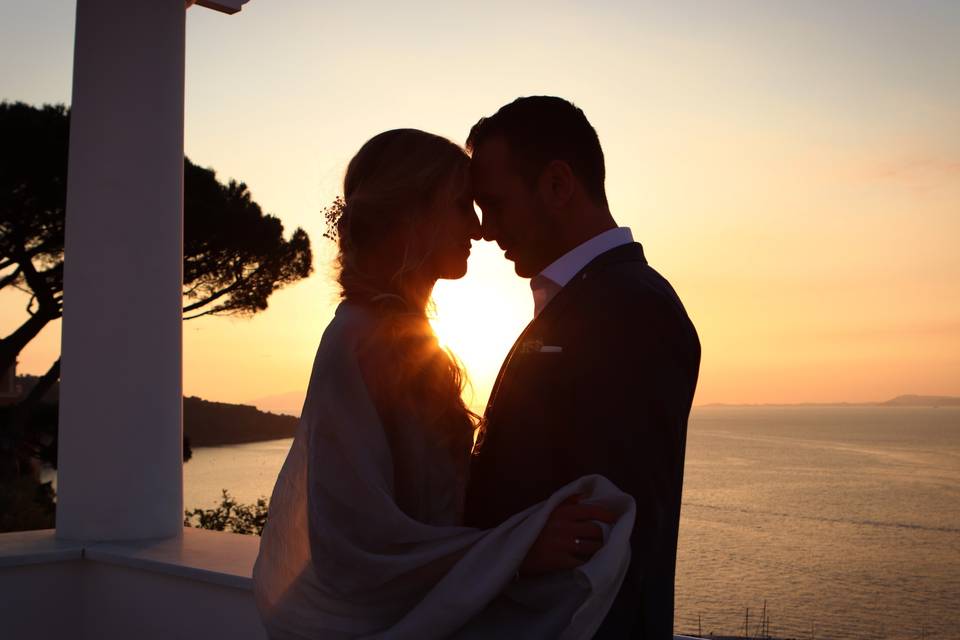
518, 495, 616, 577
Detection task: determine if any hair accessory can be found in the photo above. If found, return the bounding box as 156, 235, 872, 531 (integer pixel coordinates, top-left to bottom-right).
322, 196, 346, 242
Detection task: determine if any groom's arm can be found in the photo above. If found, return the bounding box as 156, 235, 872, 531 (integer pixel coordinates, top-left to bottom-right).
557, 282, 699, 576
557, 281, 699, 640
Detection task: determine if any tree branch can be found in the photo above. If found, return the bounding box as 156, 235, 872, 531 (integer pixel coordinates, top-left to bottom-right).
182, 277, 243, 314
15, 248, 57, 313
0, 266, 23, 290
183, 308, 222, 321
0, 312, 56, 373
22, 236, 62, 260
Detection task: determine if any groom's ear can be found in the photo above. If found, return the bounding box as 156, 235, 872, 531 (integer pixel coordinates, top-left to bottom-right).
538, 160, 576, 209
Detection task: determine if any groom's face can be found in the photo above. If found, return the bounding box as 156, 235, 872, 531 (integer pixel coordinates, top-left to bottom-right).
470, 136, 556, 278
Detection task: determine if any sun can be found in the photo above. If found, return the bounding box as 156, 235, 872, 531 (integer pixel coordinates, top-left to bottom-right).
429, 242, 532, 413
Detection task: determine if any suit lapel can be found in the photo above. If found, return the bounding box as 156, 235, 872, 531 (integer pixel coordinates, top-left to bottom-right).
483, 318, 535, 421
483, 242, 647, 419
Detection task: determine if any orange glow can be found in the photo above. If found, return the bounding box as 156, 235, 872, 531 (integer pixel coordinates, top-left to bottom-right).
429, 243, 532, 413
3, 2, 958, 408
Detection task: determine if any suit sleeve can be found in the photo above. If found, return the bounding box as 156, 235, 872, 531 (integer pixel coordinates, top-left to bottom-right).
557, 288, 699, 577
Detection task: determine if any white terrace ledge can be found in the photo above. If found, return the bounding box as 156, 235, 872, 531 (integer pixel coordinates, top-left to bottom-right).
0, 527, 259, 589
0, 527, 266, 639
0, 527, 84, 567
86, 526, 260, 590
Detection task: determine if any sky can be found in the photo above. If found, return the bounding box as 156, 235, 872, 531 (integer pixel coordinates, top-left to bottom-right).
1, 0, 958, 410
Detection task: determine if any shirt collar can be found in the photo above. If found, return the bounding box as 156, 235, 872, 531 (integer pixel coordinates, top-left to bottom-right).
529, 227, 634, 317
535, 227, 634, 290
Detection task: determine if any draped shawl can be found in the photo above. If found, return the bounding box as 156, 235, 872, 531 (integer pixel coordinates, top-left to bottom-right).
253, 303, 635, 639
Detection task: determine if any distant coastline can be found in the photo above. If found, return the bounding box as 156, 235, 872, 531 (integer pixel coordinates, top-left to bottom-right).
696, 394, 960, 409
183, 396, 298, 446
255, 391, 960, 417
13, 375, 957, 448
10, 376, 301, 448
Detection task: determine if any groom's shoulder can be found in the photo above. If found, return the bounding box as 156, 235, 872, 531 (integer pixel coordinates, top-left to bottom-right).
582, 263, 700, 364
587, 257, 690, 321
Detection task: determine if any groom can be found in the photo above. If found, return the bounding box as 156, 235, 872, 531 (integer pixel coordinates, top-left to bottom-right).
464, 96, 701, 639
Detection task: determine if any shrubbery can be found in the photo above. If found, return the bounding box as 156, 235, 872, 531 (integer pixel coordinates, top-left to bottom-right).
0, 475, 55, 532
183, 489, 268, 536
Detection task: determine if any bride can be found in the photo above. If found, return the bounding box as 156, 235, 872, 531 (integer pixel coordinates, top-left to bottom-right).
252, 129, 635, 639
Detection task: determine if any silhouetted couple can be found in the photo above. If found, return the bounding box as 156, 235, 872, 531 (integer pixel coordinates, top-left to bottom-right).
253, 96, 700, 639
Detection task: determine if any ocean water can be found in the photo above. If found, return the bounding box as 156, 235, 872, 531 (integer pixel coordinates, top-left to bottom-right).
184, 406, 960, 640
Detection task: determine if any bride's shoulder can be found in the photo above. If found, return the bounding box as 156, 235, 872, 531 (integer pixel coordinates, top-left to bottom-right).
302, 302, 376, 375
299, 302, 382, 402
320, 301, 378, 344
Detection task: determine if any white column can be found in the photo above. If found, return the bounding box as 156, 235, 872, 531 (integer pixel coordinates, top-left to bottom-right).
57, 0, 185, 541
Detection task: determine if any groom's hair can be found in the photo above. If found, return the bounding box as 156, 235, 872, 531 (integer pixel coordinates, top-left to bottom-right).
466, 96, 608, 207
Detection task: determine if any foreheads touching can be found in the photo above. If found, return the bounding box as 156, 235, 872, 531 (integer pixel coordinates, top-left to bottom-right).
467, 96, 608, 210
466, 96, 612, 277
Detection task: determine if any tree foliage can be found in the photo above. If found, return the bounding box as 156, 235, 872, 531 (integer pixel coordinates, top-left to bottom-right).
182, 159, 312, 319
0, 474, 56, 533
0, 103, 68, 372
184, 489, 269, 536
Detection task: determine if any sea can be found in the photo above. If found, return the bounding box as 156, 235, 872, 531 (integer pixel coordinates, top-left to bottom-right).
184, 405, 960, 640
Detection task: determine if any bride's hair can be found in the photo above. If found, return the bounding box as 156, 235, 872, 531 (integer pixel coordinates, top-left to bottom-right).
334, 129, 477, 461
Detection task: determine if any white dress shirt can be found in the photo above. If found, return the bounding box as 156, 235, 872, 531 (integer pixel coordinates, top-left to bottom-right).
530, 226, 634, 317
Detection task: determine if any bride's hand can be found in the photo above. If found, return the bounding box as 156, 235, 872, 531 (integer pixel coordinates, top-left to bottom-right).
518, 494, 617, 577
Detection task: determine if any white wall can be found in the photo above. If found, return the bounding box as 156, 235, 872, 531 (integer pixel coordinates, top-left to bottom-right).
0, 559, 266, 640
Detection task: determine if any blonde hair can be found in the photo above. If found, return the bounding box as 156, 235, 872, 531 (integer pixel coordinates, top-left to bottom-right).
335, 129, 477, 464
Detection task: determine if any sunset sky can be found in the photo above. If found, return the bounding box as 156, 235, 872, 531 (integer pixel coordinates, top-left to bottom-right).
2, 1, 958, 410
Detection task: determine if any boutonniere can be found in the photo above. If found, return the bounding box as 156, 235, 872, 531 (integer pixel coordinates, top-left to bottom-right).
519, 338, 543, 354
519, 339, 563, 354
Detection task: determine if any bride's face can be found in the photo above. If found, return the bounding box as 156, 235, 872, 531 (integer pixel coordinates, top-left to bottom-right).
421, 172, 482, 281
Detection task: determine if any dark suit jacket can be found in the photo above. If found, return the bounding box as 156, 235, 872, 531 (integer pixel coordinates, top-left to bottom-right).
464, 242, 700, 639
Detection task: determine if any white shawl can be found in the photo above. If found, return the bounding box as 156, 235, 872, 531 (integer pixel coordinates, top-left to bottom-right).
253, 303, 635, 639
